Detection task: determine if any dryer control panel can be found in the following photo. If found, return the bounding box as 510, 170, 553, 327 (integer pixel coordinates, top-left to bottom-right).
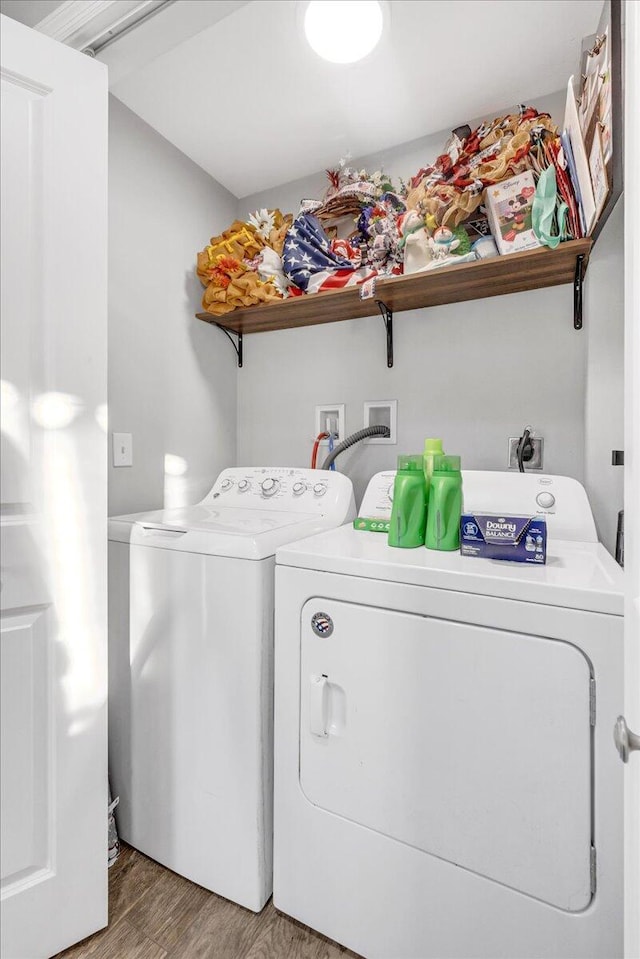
359, 470, 598, 543
359, 471, 397, 519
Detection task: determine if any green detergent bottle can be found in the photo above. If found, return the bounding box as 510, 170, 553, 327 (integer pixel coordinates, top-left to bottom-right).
425, 455, 463, 551
423, 438, 444, 505
388, 455, 427, 548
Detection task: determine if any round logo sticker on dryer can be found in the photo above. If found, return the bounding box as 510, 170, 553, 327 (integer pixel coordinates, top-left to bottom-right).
311, 612, 334, 637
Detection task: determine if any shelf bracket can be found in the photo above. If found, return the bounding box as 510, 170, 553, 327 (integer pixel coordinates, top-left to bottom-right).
376, 300, 393, 368
214, 323, 243, 367
574, 254, 585, 331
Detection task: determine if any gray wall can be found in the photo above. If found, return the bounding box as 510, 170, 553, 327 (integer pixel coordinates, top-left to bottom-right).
237, 91, 596, 507
107, 89, 624, 556
584, 200, 625, 554
108, 97, 238, 515
236, 288, 588, 506
239, 92, 564, 209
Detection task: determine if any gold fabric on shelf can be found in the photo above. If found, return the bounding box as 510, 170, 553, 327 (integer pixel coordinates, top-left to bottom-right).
200, 256, 281, 317
197, 221, 283, 317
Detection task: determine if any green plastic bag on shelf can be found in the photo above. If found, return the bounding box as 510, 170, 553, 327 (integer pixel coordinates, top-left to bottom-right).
532, 166, 568, 249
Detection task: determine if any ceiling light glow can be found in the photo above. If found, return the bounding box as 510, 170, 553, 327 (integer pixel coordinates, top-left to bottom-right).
303, 1, 386, 64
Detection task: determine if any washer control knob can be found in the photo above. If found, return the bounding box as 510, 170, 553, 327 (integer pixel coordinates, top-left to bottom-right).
313, 482, 327, 497
238, 479, 250, 492
387, 484, 394, 502
220, 478, 233, 490
536, 491, 556, 509
261, 478, 279, 496
292, 482, 306, 495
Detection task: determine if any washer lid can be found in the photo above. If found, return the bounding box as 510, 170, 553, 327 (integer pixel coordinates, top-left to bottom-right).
138, 504, 316, 534
108, 466, 356, 559
109, 505, 327, 560
276, 525, 624, 615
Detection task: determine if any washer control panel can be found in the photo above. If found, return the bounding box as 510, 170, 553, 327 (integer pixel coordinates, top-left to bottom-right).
201, 467, 355, 519
261, 477, 279, 497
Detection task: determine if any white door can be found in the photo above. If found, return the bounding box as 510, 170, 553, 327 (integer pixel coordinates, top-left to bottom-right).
0, 15, 108, 959
623, 3, 640, 956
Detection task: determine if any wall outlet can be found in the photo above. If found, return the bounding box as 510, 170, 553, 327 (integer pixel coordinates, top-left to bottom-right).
363, 400, 397, 443
113, 432, 133, 467
315, 404, 345, 445
508, 436, 544, 470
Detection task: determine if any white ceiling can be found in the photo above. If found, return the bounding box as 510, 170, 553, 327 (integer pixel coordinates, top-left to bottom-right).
3, 0, 603, 199
98, 1, 250, 86
110, 0, 602, 198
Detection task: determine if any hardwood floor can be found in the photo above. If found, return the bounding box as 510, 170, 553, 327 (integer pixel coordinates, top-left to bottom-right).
55, 845, 362, 959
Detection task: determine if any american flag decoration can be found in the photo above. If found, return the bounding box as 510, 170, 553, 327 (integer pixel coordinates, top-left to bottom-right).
282, 213, 375, 295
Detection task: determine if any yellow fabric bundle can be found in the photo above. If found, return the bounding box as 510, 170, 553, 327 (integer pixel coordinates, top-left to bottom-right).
267, 212, 293, 256
199, 255, 281, 317
477, 113, 556, 152
417, 186, 484, 228
196, 220, 264, 288
196, 213, 293, 316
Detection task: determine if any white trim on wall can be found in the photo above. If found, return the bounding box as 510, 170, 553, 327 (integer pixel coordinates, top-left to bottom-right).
623, 4, 640, 956
35, 0, 166, 50
36, 0, 121, 40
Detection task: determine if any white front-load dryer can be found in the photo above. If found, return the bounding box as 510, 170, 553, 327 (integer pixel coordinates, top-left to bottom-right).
108, 467, 354, 912
273, 471, 624, 958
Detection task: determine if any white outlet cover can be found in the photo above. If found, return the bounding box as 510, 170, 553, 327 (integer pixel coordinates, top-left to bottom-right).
364, 400, 397, 444
113, 432, 133, 467
315, 404, 345, 445
508, 436, 544, 470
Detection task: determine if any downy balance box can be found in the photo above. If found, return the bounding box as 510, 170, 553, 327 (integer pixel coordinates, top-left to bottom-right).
460, 513, 547, 564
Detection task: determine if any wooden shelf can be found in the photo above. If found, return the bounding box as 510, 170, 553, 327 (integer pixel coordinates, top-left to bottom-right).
196, 239, 592, 337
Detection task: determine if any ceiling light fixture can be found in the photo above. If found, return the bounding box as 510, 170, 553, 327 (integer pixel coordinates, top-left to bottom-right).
302, 0, 387, 64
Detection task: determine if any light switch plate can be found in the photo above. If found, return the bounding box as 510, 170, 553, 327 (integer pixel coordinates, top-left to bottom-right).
113, 432, 133, 467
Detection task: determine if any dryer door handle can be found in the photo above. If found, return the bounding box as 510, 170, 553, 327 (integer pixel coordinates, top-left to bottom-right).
310, 675, 329, 737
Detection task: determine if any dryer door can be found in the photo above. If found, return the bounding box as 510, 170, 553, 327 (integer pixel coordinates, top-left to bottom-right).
300, 599, 593, 912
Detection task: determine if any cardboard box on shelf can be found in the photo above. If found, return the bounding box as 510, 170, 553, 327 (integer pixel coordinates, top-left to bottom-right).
485, 171, 542, 255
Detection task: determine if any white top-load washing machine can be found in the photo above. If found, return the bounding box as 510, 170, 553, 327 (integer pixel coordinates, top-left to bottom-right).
108, 467, 355, 912
274, 470, 624, 959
